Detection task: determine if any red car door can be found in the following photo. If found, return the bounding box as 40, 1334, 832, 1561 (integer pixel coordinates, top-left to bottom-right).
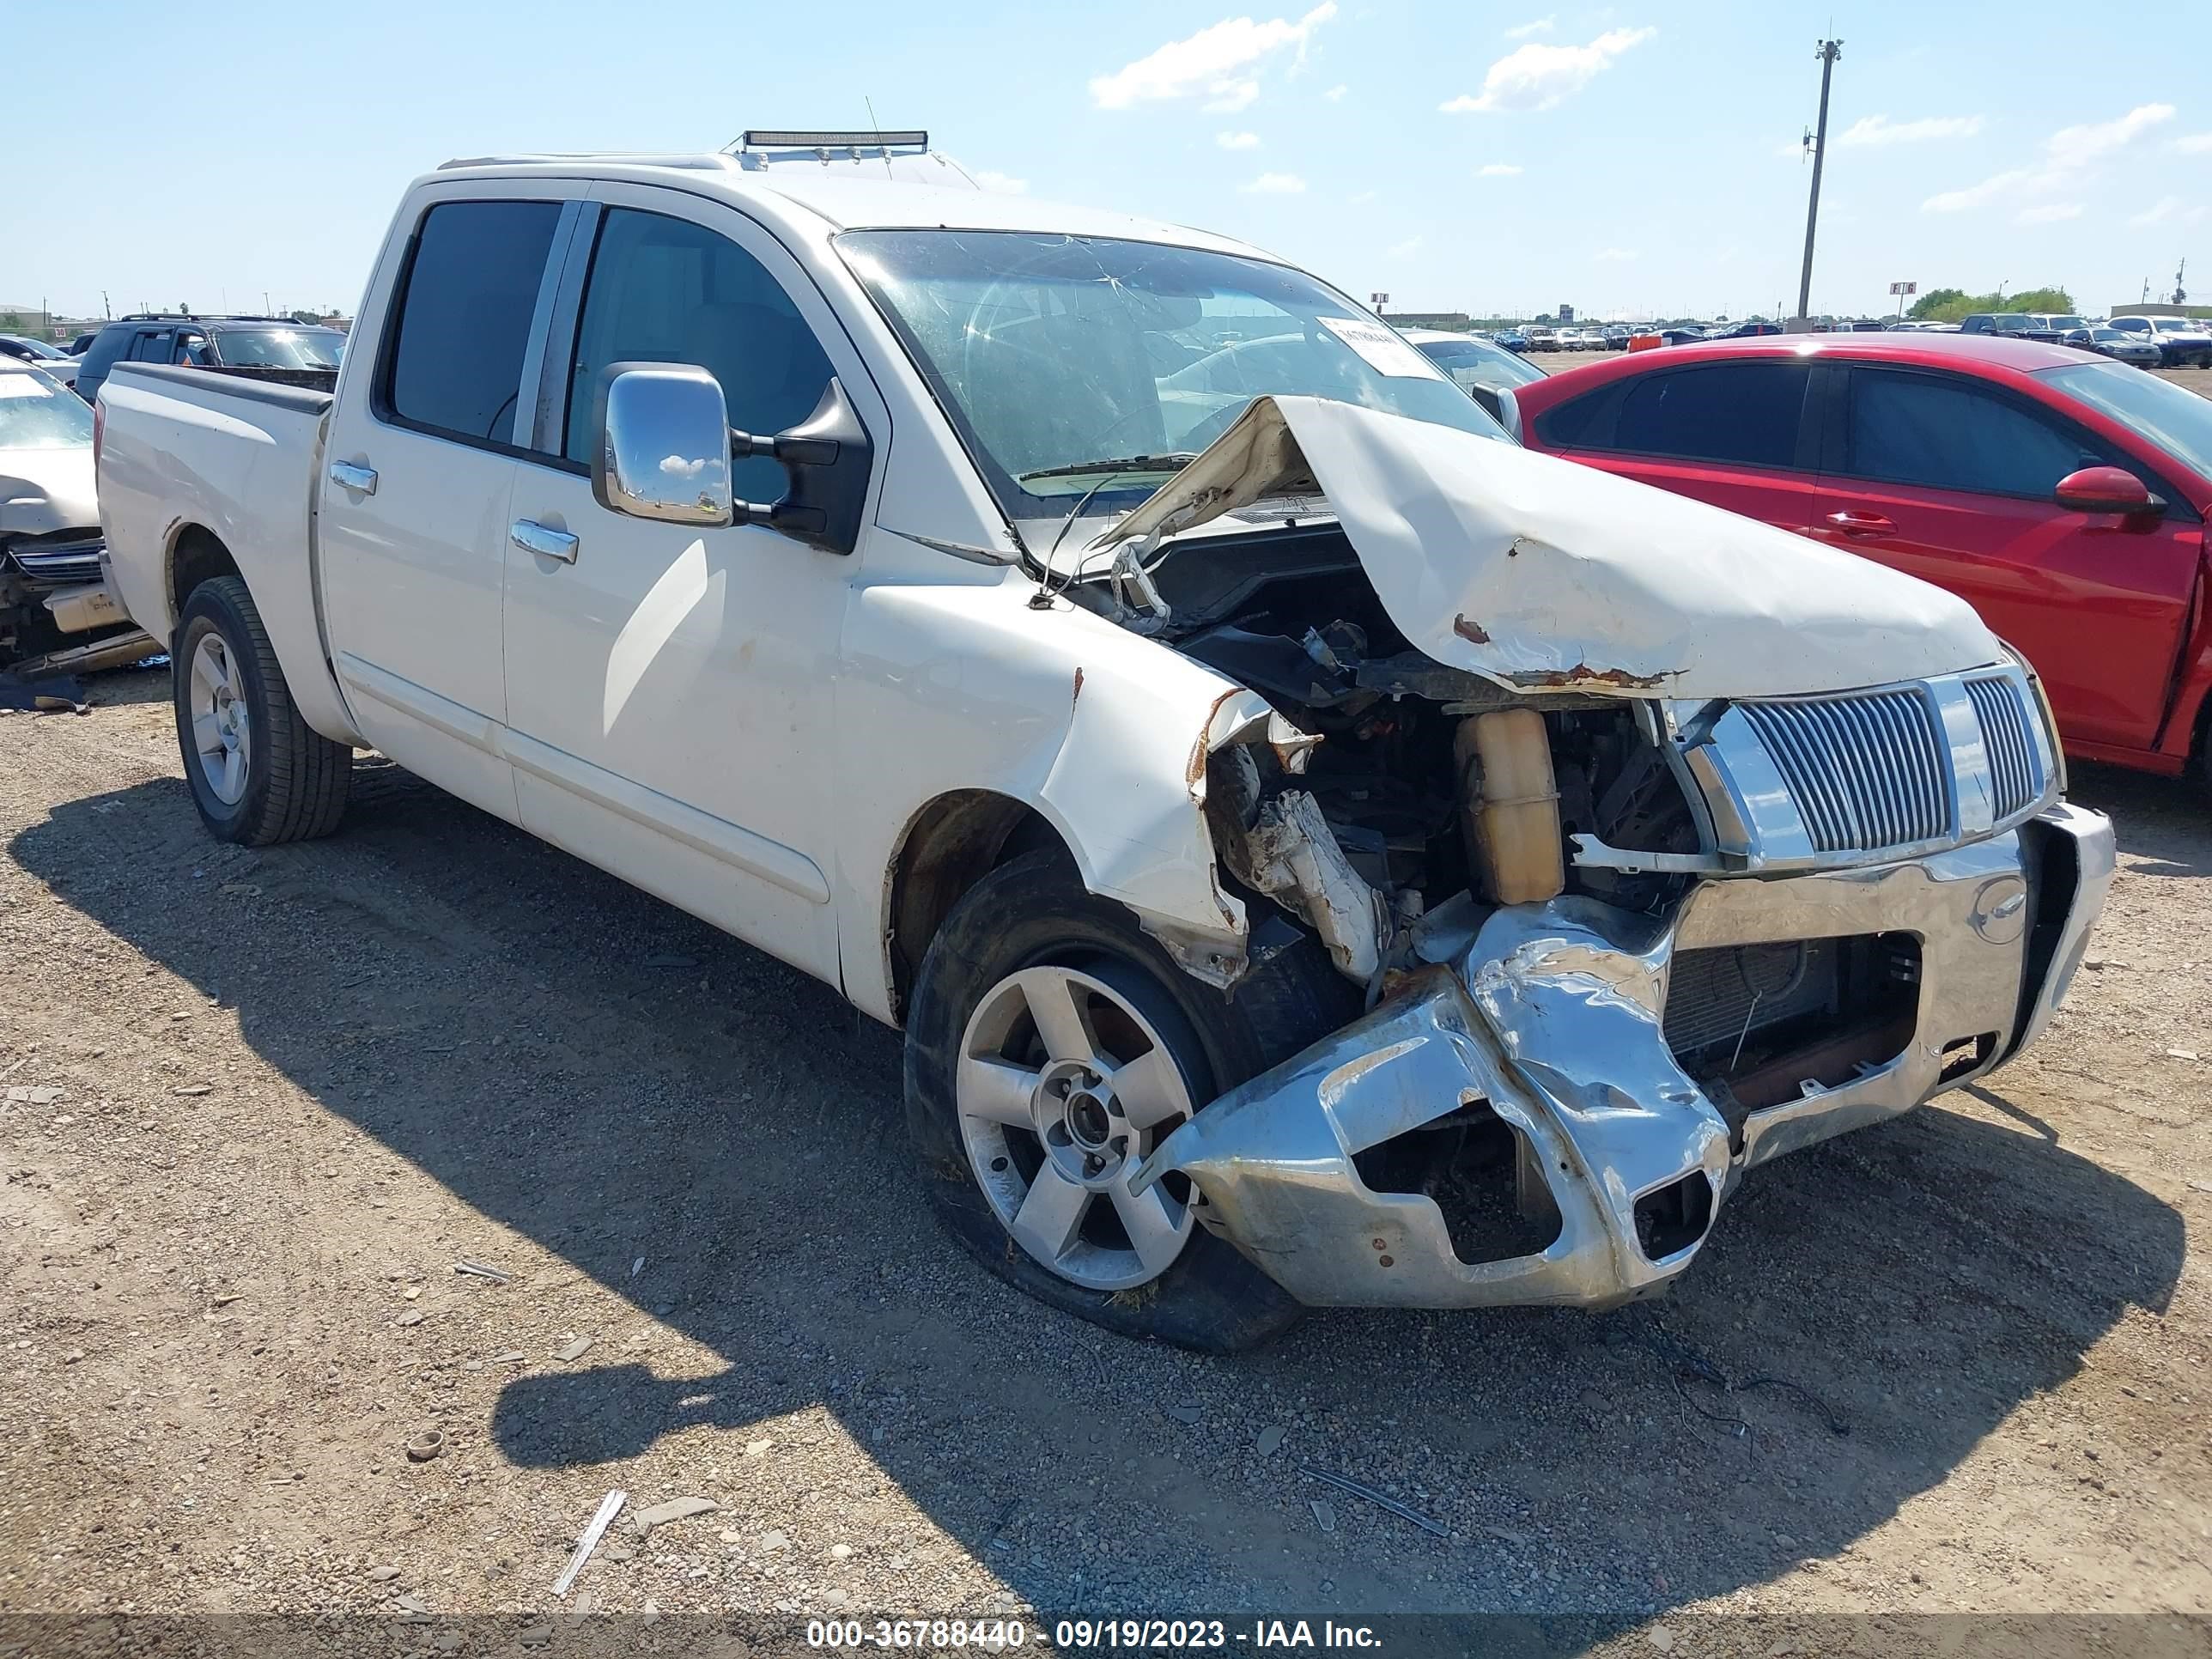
1810, 364, 2201, 752
1539, 359, 1819, 534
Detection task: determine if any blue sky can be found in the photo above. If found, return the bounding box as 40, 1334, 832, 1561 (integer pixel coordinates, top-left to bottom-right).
9, 0, 2207, 322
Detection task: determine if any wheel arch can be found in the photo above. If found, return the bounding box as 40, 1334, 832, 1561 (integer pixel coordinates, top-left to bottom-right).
882, 789, 1073, 1022
165, 522, 243, 633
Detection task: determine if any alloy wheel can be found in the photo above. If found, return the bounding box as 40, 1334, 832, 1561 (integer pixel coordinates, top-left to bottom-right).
188, 633, 251, 805
956, 965, 1201, 1291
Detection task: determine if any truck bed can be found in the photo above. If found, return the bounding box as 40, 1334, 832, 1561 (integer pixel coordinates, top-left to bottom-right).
97, 362, 359, 744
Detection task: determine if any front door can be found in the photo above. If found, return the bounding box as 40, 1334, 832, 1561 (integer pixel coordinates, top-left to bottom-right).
1810, 365, 2201, 751
318, 190, 571, 821
499, 185, 879, 981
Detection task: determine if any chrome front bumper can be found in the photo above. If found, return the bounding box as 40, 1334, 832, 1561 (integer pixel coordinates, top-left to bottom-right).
1134, 803, 2116, 1310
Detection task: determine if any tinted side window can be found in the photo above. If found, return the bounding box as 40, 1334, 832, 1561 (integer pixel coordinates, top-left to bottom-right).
77, 331, 131, 377
1533, 380, 1627, 447
1842, 370, 2104, 497
1607, 362, 1810, 467
383, 200, 562, 446
129, 328, 173, 362
562, 208, 834, 499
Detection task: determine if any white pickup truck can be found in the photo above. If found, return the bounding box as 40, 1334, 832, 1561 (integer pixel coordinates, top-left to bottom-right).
99, 132, 2114, 1351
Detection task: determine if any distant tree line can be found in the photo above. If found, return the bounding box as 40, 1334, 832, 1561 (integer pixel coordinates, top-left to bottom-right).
1907, 286, 2075, 323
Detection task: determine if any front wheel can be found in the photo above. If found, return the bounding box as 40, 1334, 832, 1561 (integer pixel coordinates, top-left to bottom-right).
173, 576, 352, 845
903, 851, 1355, 1351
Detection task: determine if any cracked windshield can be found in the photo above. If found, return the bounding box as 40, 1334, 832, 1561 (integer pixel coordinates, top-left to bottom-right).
839, 229, 1506, 544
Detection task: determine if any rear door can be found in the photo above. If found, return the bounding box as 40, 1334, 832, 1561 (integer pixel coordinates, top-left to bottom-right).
1532, 358, 1820, 533
319, 188, 574, 821
1810, 363, 2201, 749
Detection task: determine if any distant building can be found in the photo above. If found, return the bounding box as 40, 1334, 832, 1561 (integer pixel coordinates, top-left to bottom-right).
1558, 303, 1576, 324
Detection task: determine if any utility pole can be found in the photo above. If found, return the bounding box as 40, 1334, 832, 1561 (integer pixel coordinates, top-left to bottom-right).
1795, 39, 1843, 325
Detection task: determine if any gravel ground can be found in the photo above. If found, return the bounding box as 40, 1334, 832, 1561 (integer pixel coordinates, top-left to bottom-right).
2, 378, 2209, 1651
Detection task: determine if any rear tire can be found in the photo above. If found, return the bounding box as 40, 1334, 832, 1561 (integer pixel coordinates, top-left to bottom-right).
173, 576, 352, 845
904, 851, 1356, 1352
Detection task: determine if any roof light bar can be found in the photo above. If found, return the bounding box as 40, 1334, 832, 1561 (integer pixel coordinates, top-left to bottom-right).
739, 130, 928, 151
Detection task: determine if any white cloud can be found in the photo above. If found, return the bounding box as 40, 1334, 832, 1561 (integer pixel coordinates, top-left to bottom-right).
1596, 246, 1638, 262
1923, 103, 2172, 213
1241, 171, 1308, 194
1348, 188, 1378, 204
2045, 103, 2172, 168
2015, 203, 2083, 225
1323, 83, 1348, 101
1838, 113, 1984, 147
1440, 27, 1655, 114
1091, 3, 1336, 112
1478, 162, 1523, 177
1774, 135, 1809, 159
1387, 235, 1425, 258
1923, 167, 2032, 213
659, 455, 706, 478
2176, 132, 2212, 154
1503, 15, 1554, 37
1216, 130, 1261, 149
971, 170, 1029, 194
2130, 196, 2209, 228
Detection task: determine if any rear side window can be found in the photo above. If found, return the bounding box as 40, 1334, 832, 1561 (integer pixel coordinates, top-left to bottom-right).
1840, 369, 2105, 498
1601, 362, 1811, 468
382, 200, 562, 446
129, 328, 173, 362
77, 330, 131, 378
562, 207, 834, 499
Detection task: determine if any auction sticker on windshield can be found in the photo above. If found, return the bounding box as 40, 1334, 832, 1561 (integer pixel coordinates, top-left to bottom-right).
1318, 314, 1448, 380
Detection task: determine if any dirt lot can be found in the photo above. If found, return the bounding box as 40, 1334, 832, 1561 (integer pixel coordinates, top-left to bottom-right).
3, 407, 2210, 1651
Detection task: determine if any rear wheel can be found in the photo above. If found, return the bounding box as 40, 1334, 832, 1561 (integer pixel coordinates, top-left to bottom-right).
173, 576, 352, 845
904, 851, 1355, 1351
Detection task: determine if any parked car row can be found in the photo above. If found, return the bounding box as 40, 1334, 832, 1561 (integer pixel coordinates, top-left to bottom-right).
1456, 311, 2210, 373
0, 314, 349, 407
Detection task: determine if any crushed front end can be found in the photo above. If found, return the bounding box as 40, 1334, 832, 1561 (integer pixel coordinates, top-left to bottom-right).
1137, 660, 2115, 1310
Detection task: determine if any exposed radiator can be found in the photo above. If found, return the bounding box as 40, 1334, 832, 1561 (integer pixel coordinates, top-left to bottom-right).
1663, 939, 1843, 1061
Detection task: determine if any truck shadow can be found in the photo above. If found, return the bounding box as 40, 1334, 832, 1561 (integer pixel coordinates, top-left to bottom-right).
8, 759, 2190, 1628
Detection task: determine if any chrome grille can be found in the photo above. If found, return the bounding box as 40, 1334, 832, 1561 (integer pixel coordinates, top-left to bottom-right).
1966, 674, 2043, 821
1739, 688, 1951, 854
5, 532, 105, 586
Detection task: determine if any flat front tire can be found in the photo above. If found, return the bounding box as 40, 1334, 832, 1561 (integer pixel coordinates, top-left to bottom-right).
904, 852, 1356, 1352
173, 576, 351, 845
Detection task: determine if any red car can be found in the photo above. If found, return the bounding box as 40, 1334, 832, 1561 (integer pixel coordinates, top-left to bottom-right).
1514, 335, 2212, 786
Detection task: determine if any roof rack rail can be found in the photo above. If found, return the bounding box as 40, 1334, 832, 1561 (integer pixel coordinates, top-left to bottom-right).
437, 151, 741, 172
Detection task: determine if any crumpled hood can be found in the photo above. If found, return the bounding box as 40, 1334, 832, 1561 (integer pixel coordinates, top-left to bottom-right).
0, 447, 99, 540
1091, 395, 2002, 699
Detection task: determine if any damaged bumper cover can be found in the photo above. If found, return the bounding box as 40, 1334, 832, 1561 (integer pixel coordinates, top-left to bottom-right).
1133, 803, 2114, 1310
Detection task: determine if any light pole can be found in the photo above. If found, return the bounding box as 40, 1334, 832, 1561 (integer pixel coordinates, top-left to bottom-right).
1795, 39, 1843, 325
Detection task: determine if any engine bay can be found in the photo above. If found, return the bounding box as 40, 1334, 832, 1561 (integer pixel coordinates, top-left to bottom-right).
1067, 519, 1709, 931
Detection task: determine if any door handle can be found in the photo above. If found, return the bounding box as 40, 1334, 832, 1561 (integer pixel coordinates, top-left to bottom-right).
327, 461, 377, 495
1825, 510, 1895, 538
511, 519, 579, 563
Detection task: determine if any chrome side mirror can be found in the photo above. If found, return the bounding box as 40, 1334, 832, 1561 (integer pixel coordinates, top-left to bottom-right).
591, 362, 735, 526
